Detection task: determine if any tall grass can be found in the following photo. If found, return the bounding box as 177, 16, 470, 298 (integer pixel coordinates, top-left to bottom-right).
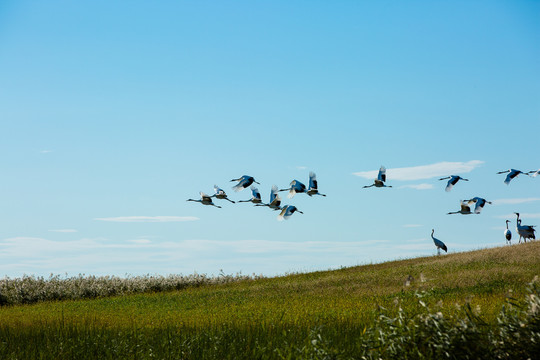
0, 272, 259, 306
0, 242, 538, 358
0, 280, 538, 359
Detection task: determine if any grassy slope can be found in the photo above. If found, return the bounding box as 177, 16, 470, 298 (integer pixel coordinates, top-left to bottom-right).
2, 242, 539, 329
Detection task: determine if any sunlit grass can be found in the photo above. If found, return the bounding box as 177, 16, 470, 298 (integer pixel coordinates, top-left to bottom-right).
0, 242, 539, 358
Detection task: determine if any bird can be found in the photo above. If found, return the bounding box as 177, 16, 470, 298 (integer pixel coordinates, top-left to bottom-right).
255, 185, 282, 210
231, 175, 260, 192
363, 166, 392, 188
447, 200, 475, 215
212, 185, 235, 203
504, 220, 512, 245
497, 169, 529, 185
431, 229, 448, 255
528, 169, 540, 177
279, 180, 307, 199
307, 171, 326, 197
439, 175, 468, 192
463, 197, 492, 214
237, 185, 262, 204
187, 192, 222, 208
515, 212, 536, 243
277, 205, 303, 221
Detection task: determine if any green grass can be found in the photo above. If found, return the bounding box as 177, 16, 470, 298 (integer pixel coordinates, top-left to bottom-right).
1, 242, 539, 359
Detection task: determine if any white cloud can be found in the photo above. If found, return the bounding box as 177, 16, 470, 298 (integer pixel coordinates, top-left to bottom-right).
127, 239, 152, 244
94, 216, 199, 222
296, 166, 307, 170
353, 160, 484, 181
492, 198, 540, 205
399, 183, 434, 190
49, 229, 78, 233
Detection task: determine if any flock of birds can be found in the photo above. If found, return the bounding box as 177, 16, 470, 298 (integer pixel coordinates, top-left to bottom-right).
187, 167, 538, 254
187, 172, 325, 221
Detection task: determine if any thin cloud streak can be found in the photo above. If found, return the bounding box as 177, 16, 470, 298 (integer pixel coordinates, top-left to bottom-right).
94, 216, 199, 222
399, 183, 434, 190
353, 160, 484, 181
492, 198, 540, 205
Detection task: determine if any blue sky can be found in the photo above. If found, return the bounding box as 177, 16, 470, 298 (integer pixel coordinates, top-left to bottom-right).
1, 1, 539, 278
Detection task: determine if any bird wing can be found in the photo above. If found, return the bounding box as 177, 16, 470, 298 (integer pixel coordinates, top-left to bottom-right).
378, 166, 386, 182
309, 172, 317, 190
504, 173, 513, 184
445, 180, 454, 192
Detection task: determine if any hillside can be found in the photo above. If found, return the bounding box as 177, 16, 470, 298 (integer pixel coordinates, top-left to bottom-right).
1, 242, 539, 359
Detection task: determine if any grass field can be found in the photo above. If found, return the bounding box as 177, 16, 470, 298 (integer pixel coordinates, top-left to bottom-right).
1, 242, 539, 359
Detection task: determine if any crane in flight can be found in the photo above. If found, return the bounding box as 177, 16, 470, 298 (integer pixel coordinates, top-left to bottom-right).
439, 175, 468, 192
279, 180, 307, 199
497, 169, 529, 185
187, 192, 222, 208
212, 185, 235, 203
307, 172, 326, 197
255, 185, 282, 210
238, 186, 262, 204
463, 197, 492, 214
277, 205, 303, 221
231, 175, 260, 192
447, 201, 475, 215
363, 166, 392, 188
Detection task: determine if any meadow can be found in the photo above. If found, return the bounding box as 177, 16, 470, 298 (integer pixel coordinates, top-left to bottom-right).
1, 242, 539, 359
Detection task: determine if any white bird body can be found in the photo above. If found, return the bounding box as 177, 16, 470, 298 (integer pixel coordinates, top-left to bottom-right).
307, 172, 326, 197
447, 200, 474, 215
279, 180, 307, 199
187, 192, 222, 208
256, 185, 282, 210
363, 166, 392, 188
464, 197, 492, 214
431, 229, 447, 255
439, 175, 468, 192
212, 185, 235, 203
238, 185, 262, 204
504, 220, 512, 244
515, 213, 536, 243
277, 205, 303, 221
497, 169, 528, 185
231, 175, 260, 192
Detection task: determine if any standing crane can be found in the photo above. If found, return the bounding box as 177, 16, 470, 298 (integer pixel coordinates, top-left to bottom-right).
212, 185, 235, 203
307, 172, 326, 197
187, 192, 222, 208
463, 197, 492, 214
431, 229, 448, 255
439, 175, 468, 192
497, 169, 529, 185
231, 175, 260, 192
504, 220, 512, 245
363, 166, 392, 188
515, 212, 536, 243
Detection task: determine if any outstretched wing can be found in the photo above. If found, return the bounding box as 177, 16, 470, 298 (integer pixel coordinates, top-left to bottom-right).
378, 166, 387, 182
